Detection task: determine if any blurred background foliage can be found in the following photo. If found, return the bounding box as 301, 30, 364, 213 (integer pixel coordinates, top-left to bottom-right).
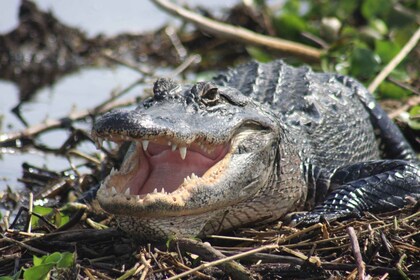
238, 0, 419, 130
246, 0, 419, 96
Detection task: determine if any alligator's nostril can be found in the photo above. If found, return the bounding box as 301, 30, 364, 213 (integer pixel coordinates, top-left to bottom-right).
153, 78, 180, 100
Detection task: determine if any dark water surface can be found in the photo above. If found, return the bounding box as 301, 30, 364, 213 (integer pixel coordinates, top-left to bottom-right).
0, 0, 236, 192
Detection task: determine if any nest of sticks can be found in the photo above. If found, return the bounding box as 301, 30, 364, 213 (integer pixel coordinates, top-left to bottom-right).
1, 198, 419, 279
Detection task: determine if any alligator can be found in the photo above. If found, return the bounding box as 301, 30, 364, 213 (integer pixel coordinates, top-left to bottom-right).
92, 60, 420, 240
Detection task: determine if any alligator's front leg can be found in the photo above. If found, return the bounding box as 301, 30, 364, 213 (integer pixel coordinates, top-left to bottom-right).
291, 160, 420, 225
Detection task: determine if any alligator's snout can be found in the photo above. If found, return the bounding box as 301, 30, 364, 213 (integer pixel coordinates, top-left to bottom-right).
91, 78, 279, 239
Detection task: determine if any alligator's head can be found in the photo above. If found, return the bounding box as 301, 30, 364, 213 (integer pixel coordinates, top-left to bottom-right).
92, 78, 281, 239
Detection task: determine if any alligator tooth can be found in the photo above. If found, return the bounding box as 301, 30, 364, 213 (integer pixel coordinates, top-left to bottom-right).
95, 137, 104, 149
124, 188, 130, 196
161, 187, 165, 194
136, 195, 140, 200
191, 173, 198, 179
142, 140, 149, 151
179, 146, 187, 160
183, 177, 188, 184
171, 143, 177, 151
153, 188, 158, 194
168, 141, 172, 146
111, 186, 117, 194
103, 187, 109, 195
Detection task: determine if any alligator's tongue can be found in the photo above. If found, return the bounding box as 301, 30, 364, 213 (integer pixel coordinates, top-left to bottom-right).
127, 142, 226, 195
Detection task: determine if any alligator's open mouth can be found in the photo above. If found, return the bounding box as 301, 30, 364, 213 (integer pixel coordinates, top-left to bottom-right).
94, 133, 234, 215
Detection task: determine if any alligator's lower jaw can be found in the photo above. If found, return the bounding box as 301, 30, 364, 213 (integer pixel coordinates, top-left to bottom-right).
96, 137, 232, 217
114, 210, 226, 240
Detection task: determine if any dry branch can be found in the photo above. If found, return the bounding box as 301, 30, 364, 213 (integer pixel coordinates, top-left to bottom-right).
151, 0, 322, 62
167, 241, 277, 280
0, 83, 143, 145
171, 238, 255, 280
368, 26, 420, 93
347, 227, 366, 280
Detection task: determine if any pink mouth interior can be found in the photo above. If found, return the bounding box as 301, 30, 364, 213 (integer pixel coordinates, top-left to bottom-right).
126, 142, 229, 195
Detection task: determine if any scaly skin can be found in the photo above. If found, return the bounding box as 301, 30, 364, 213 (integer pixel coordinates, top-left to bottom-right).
92, 60, 419, 240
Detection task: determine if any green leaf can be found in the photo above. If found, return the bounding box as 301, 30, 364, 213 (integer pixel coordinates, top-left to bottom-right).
31, 206, 53, 228
23, 264, 54, 280
44, 252, 62, 264
408, 105, 420, 130
33, 255, 43, 266
1, 274, 22, 280
246, 46, 273, 62
378, 81, 411, 99
24, 252, 75, 280
361, 0, 392, 19
57, 252, 75, 268
335, 1, 359, 21
369, 19, 388, 35
273, 13, 307, 39
349, 46, 380, 78
31, 206, 71, 228
393, 25, 418, 47
375, 40, 401, 64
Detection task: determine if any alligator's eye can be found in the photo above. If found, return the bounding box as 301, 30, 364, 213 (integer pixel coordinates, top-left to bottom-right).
200, 84, 219, 106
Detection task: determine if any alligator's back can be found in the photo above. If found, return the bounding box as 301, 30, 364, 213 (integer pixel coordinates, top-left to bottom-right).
214, 60, 380, 169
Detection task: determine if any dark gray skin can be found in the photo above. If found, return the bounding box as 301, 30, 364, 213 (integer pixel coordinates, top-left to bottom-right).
92, 60, 419, 240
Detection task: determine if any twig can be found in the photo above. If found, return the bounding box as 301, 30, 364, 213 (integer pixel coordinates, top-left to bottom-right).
168, 54, 201, 78
347, 227, 366, 280
92, 77, 146, 114
387, 77, 420, 96
173, 261, 213, 280
396, 254, 410, 280
165, 25, 188, 60
66, 149, 102, 165
207, 235, 262, 243
0, 233, 48, 255
83, 267, 114, 280
368, 26, 420, 93
150, 0, 322, 61
171, 238, 255, 280
279, 246, 321, 266
0, 95, 140, 145
83, 268, 97, 280
167, 241, 277, 280
276, 222, 323, 244
5, 229, 45, 238
27, 193, 33, 234
139, 266, 150, 280
100, 51, 153, 75
378, 273, 389, 280
117, 263, 140, 280
388, 95, 420, 119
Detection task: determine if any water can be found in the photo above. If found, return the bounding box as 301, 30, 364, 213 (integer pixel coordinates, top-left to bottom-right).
0, 0, 237, 192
